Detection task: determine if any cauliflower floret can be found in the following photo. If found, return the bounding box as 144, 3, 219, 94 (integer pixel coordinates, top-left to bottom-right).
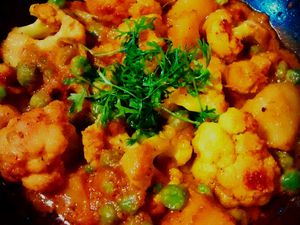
82, 121, 129, 166
192, 108, 280, 207
0, 101, 79, 192
0, 63, 16, 85
203, 9, 271, 62
85, 0, 135, 25
242, 83, 300, 151
82, 122, 155, 190
2, 3, 85, 67
84, 117, 193, 190
128, 0, 164, 36
145, 116, 194, 166
129, 0, 162, 18
167, 0, 217, 48
203, 9, 243, 62
168, 88, 228, 115
0, 104, 20, 129
82, 123, 109, 165
232, 19, 270, 49
224, 53, 274, 94
166, 56, 228, 114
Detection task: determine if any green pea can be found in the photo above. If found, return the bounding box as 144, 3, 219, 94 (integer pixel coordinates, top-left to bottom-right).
286, 69, 300, 84
118, 194, 139, 214
84, 164, 94, 174
281, 170, 300, 191
276, 151, 293, 170
159, 184, 187, 210
275, 61, 288, 80
249, 45, 261, 55
124, 216, 153, 225
48, 0, 66, 8
197, 183, 212, 196
100, 151, 121, 167
70, 56, 92, 77
29, 91, 50, 108
99, 204, 118, 225
0, 86, 6, 102
216, 0, 229, 5
101, 180, 115, 194
16, 63, 37, 87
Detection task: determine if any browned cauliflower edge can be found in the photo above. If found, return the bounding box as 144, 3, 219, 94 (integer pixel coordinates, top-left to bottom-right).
191, 107, 280, 208
0, 101, 79, 192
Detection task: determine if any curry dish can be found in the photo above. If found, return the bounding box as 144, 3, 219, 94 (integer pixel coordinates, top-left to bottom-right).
0, 0, 300, 224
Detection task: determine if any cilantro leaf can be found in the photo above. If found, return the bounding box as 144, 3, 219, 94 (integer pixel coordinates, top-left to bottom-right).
66, 16, 218, 143
68, 89, 87, 113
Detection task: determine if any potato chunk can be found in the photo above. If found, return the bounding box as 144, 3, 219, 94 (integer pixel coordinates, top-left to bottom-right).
161, 191, 235, 225
243, 83, 300, 151
167, 0, 217, 48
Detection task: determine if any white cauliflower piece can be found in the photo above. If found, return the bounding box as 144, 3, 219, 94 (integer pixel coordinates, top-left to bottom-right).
145, 116, 194, 166
0, 104, 20, 129
85, 0, 135, 25
82, 122, 155, 190
224, 53, 275, 94
232, 19, 270, 49
168, 88, 228, 115
129, 0, 162, 18
0, 101, 79, 192
203, 9, 271, 62
82, 122, 129, 166
2, 3, 85, 67
203, 9, 243, 62
166, 56, 228, 114
192, 108, 280, 207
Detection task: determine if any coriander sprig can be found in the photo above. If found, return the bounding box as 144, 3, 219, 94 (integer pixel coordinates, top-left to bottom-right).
67, 17, 218, 142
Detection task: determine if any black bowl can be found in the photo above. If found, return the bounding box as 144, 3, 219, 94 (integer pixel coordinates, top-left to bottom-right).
0, 1, 299, 225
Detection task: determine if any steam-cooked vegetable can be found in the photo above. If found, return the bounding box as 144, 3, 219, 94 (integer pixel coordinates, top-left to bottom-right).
286, 69, 300, 84
67, 17, 217, 142
243, 83, 300, 151
281, 170, 300, 191
99, 204, 118, 225
16, 63, 37, 87
29, 91, 51, 108
0, 1, 300, 224
159, 184, 188, 210
0, 101, 79, 192
70, 55, 93, 77
48, 0, 66, 8
119, 194, 140, 214
192, 108, 280, 207
0, 87, 6, 102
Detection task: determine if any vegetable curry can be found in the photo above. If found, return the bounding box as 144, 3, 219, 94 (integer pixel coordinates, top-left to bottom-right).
0, 0, 299, 224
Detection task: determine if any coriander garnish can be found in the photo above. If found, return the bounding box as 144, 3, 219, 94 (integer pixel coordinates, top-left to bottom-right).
66, 17, 218, 143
